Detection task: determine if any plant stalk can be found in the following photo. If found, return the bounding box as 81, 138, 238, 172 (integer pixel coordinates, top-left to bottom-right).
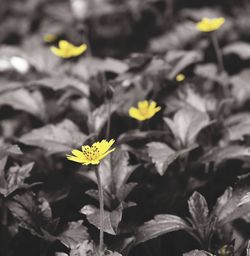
106, 98, 112, 140
94, 167, 104, 256
211, 32, 224, 73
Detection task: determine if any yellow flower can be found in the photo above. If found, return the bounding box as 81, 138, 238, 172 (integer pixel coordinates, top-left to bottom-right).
43, 34, 57, 43
129, 100, 161, 121
196, 17, 225, 32
66, 139, 115, 165
176, 73, 185, 82
50, 40, 87, 58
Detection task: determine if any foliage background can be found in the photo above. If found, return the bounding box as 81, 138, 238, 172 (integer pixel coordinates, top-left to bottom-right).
0, 0, 250, 256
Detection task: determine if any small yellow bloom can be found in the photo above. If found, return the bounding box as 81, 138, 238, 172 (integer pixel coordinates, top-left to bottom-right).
196, 17, 225, 32
176, 73, 185, 82
66, 139, 115, 165
129, 100, 161, 121
50, 40, 87, 58
43, 34, 57, 43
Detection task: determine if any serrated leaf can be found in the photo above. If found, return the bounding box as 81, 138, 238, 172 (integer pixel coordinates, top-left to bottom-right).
88, 103, 118, 134
82, 149, 137, 200
6, 191, 52, 239
135, 214, 191, 244
3, 162, 34, 197
217, 175, 250, 225
164, 107, 210, 147
183, 250, 214, 256
168, 50, 203, 79
188, 191, 209, 225
69, 240, 94, 256
19, 119, 87, 154
147, 142, 178, 176
81, 204, 123, 235
58, 221, 89, 249
230, 69, 250, 105
30, 76, 89, 96
0, 88, 45, 120
224, 112, 250, 141
201, 145, 250, 166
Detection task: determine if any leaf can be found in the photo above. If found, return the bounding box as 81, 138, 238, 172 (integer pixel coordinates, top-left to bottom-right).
194, 63, 218, 80
88, 103, 118, 134
58, 221, 90, 249
212, 187, 233, 218
147, 142, 179, 175
77, 57, 129, 78
6, 191, 52, 239
223, 42, 250, 60
168, 50, 203, 79
135, 214, 191, 244
183, 250, 214, 256
69, 240, 94, 256
224, 112, 250, 141
19, 119, 87, 154
150, 22, 200, 53
164, 107, 210, 147
82, 149, 137, 199
30, 76, 89, 96
217, 175, 250, 225
201, 145, 250, 166
230, 69, 250, 105
188, 191, 209, 226
81, 204, 123, 235
2, 162, 34, 197
0, 88, 46, 120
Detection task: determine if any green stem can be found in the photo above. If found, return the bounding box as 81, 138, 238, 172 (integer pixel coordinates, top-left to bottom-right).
211, 32, 224, 73
94, 167, 104, 256
106, 99, 112, 140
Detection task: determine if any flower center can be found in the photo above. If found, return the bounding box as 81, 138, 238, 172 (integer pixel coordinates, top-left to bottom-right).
82, 146, 100, 161
139, 106, 149, 117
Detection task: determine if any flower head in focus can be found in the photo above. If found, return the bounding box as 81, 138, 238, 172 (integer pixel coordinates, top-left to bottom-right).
129, 100, 161, 121
196, 17, 225, 32
66, 139, 115, 165
43, 34, 57, 43
176, 73, 185, 82
50, 40, 87, 58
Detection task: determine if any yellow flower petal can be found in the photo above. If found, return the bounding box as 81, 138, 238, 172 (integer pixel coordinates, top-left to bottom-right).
59, 40, 72, 49
66, 139, 115, 165
138, 100, 149, 109
196, 17, 225, 32
98, 148, 116, 161
176, 73, 185, 82
50, 46, 64, 58
50, 40, 87, 59
129, 107, 146, 121
71, 44, 87, 57
94, 139, 115, 155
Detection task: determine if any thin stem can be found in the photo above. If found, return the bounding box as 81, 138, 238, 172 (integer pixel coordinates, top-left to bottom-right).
211, 32, 224, 73
94, 167, 104, 256
106, 99, 112, 140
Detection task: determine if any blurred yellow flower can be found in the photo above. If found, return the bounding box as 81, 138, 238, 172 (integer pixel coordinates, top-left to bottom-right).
176, 73, 185, 82
50, 40, 87, 58
43, 34, 57, 43
196, 17, 225, 32
66, 139, 115, 165
129, 100, 161, 121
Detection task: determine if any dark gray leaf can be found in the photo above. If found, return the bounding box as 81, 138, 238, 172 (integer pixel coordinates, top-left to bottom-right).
135, 214, 191, 244
19, 119, 87, 154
